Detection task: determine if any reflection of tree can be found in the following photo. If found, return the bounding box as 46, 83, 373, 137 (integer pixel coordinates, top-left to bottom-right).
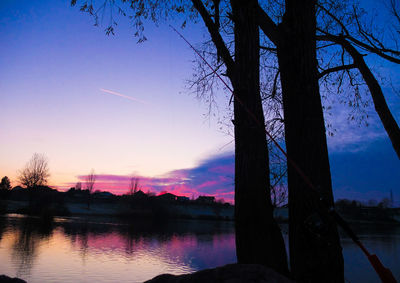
62, 221, 91, 263
59, 217, 237, 268
0, 217, 6, 242
124, 227, 142, 255
11, 217, 53, 277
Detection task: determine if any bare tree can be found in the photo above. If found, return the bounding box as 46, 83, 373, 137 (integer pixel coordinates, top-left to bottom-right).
85, 169, 96, 209
18, 153, 50, 189
128, 177, 140, 195
75, 182, 82, 191
85, 170, 96, 193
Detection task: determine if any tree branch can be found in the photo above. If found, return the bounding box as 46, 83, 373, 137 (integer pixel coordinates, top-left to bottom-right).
191, 0, 234, 76
260, 45, 277, 52
318, 63, 356, 79
256, 4, 278, 45
316, 7, 400, 64
346, 35, 400, 63
271, 69, 280, 98
317, 3, 350, 35
318, 33, 400, 159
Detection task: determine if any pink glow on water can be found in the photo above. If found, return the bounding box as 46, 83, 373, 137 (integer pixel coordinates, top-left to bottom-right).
69, 228, 235, 265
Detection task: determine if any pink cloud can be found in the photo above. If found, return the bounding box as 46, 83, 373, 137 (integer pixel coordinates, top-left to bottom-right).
59, 153, 236, 203
209, 165, 234, 175
197, 180, 219, 189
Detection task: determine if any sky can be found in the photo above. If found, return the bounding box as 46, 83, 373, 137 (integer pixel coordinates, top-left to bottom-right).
0, 0, 399, 204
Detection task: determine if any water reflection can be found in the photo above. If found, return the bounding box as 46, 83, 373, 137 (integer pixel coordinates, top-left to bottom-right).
1, 215, 399, 283
10, 217, 53, 278
0, 215, 236, 283
340, 224, 400, 283
0, 216, 6, 241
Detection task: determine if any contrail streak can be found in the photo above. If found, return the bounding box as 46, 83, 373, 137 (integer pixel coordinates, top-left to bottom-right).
99, 88, 147, 104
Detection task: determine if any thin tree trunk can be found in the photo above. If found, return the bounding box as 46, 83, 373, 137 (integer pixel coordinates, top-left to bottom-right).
230, 0, 288, 275
277, 1, 344, 282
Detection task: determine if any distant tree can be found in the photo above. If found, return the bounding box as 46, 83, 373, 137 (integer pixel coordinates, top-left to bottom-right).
378, 198, 391, 209
368, 199, 378, 207
128, 177, 140, 195
0, 176, 11, 191
18, 153, 50, 189
390, 190, 394, 208
75, 182, 82, 191
85, 169, 96, 209
0, 176, 12, 200
335, 199, 351, 210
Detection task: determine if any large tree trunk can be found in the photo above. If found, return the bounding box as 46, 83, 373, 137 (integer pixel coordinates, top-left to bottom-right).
230, 0, 288, 275
277, 1, 344, 282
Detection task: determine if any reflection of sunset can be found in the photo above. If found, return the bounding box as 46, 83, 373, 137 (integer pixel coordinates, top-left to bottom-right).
0, 216, 236, 283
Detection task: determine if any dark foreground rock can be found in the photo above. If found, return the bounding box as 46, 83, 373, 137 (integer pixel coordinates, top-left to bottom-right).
145, 264, 294, 283
0, 275, 26, 283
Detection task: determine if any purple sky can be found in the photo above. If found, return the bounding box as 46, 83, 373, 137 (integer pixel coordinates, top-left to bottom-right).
0, 0, 399, 205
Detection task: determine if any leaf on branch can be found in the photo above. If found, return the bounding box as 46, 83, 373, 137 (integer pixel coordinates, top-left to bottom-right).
137, 36, 147, 43
176, 6, 185, 13
118, 7, 126, 17
80, 3, 88, 12
105, 26, 115, 36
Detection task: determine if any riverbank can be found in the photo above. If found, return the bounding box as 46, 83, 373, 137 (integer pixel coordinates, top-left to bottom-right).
1, 198, 235, 221
3, 198, 400, 225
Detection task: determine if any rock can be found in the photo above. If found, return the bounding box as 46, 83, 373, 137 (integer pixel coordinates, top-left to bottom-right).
0, 275, 27, 283
145, 264, 294, 283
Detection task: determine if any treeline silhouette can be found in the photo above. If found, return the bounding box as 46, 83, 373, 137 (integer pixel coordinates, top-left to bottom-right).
335, 198, 398, 223
0, 179, 232, 221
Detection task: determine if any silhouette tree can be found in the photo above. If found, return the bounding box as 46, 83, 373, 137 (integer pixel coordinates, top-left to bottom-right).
257, 2, 345, 280
75, 182, 82, 191
18, 153, 50, 189
0, 176, 12, 201
85, 169, 96, 209
0, 176, 11, 191
128, 177, 140, 195
257, 1, 400, 280
378, 198, 391, 209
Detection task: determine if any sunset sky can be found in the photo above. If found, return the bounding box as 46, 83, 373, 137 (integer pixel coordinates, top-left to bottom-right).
1, 0, 399, 204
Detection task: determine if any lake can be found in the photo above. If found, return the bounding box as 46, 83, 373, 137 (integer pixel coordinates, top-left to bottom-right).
0, 214, 399, 282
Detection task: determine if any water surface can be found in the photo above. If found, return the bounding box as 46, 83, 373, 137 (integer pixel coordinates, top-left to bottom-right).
0, 215, 235, 282
0, 214, 399, 282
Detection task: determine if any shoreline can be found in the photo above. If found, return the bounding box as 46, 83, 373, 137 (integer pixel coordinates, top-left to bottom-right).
2, 199, 400, 226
